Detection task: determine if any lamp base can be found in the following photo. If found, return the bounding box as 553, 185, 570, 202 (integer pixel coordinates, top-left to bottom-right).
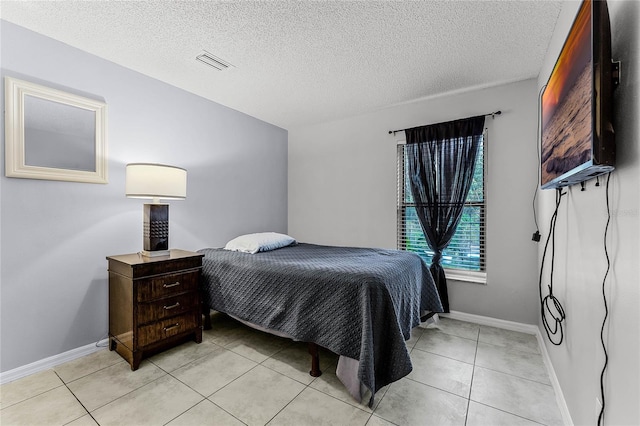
140, 249, 171, 258
143, 204, 169, 253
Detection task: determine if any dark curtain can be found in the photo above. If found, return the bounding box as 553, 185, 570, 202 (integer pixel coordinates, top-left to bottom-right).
404, 115, 485, 312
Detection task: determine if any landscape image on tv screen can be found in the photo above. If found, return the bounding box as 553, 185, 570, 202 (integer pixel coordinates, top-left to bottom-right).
541, 0, 592, 187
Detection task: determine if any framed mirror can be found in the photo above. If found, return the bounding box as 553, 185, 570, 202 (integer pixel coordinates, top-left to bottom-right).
4, 76, 108, 183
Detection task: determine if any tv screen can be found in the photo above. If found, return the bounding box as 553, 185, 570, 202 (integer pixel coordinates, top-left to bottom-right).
540, 0, 616, 190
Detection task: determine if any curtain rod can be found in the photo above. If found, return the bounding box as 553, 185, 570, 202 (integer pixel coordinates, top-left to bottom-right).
387, 110, 502, 135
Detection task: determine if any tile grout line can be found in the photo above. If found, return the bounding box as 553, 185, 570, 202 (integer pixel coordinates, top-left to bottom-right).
149, 358, 216, 426
370, 380, 392, 418
474, 329, 551, 386
88, 373, 171, 416
261, 354, 375, 421
167, 360, 258, 424
421, 326, 480, 343
401, 375, 471, 401
161, 334, 350, 425
60, 358, 128, 387
261, 380, 309, 425
205, 361, 262, 397
203, 399, 249, 426
257, 360, 320, 388
106, 369, 233, 426
160, 400, 207, 426
253, 340, 323, 388
151, 330, 255, 425
0, 380, 66, 412
464, 328, 480, 426
472, 326, 559, 425
58, 355, 180, 418
411, 345, 475, 366
313, 383, 373, 415
473, 364, 558, 388
54, 370, 100, 426
228, 358, 372, 424
472, 364, 554, 387
151, 339, 270, 425
203, 345, 373, 424
469, 400, 548, 426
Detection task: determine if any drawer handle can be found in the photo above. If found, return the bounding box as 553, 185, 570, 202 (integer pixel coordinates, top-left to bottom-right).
163, 323, 180, 332
163, 281, 181, 288
163, 302, 181, 310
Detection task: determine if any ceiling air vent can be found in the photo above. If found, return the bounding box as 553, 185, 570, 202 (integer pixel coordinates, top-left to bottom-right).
196, 51, 233, 71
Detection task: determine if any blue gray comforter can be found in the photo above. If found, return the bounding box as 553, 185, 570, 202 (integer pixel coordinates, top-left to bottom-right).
198, 243, 442, 401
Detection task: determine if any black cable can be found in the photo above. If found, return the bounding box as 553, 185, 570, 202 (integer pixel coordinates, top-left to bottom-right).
95, 332, 109, 348
538, 188, 566, 345
598, 172, 612, 426
532, 85, 546, 239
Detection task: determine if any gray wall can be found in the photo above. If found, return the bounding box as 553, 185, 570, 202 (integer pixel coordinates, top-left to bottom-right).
536, 1, 639, 424
0, 21, 288, 373
289, 79, 541, 324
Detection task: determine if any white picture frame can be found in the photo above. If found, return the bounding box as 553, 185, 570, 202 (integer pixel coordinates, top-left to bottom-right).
4, 76, 108, 184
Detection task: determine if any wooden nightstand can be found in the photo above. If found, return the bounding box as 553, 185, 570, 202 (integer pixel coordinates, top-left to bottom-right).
107, 249, 204, 370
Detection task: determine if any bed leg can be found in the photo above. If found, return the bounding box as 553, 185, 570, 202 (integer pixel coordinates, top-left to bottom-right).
308, 343, 322, 377
202, 304, 212, 330
420, 311, 436, 322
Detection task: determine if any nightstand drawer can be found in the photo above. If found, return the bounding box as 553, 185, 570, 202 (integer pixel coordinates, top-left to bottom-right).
138, 312, 199, 347
136, 270, 199, 302
137, 292, 199, 324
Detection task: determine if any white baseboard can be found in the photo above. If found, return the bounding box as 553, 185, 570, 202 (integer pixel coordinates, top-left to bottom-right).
0, 339, 109, 385
534, 330, 574, 426
440, 311, 573, 426
441, 310, 539, 334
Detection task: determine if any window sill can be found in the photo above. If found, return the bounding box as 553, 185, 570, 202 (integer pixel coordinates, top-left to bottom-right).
445, 270, 486, 284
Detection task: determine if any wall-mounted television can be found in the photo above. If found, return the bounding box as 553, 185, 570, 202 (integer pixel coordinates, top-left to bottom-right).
540, 0, 619, 190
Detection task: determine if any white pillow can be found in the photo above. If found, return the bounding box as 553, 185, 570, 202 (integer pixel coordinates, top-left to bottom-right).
224, 232, 296, 254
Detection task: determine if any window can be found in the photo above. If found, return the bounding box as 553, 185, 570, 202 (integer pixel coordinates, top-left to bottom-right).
397, 137, 486, 282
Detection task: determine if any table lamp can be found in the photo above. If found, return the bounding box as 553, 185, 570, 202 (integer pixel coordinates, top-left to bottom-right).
125, 163, 186, 257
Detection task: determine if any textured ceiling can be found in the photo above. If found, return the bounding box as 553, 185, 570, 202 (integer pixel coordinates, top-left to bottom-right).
1, 1, 562, 130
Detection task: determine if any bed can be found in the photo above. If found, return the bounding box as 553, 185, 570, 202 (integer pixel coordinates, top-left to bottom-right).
198, 240, 442, 405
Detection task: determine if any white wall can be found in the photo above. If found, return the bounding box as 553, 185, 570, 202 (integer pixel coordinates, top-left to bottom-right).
536, 1, 639, 425
289, 79, 541, 324
0, 21, 288, 373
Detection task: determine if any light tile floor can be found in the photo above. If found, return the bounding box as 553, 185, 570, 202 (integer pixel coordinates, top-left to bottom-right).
0, 314, 563, 425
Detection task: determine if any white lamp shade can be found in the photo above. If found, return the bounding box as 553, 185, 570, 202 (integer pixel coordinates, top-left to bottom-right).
125, 163, 187, 200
